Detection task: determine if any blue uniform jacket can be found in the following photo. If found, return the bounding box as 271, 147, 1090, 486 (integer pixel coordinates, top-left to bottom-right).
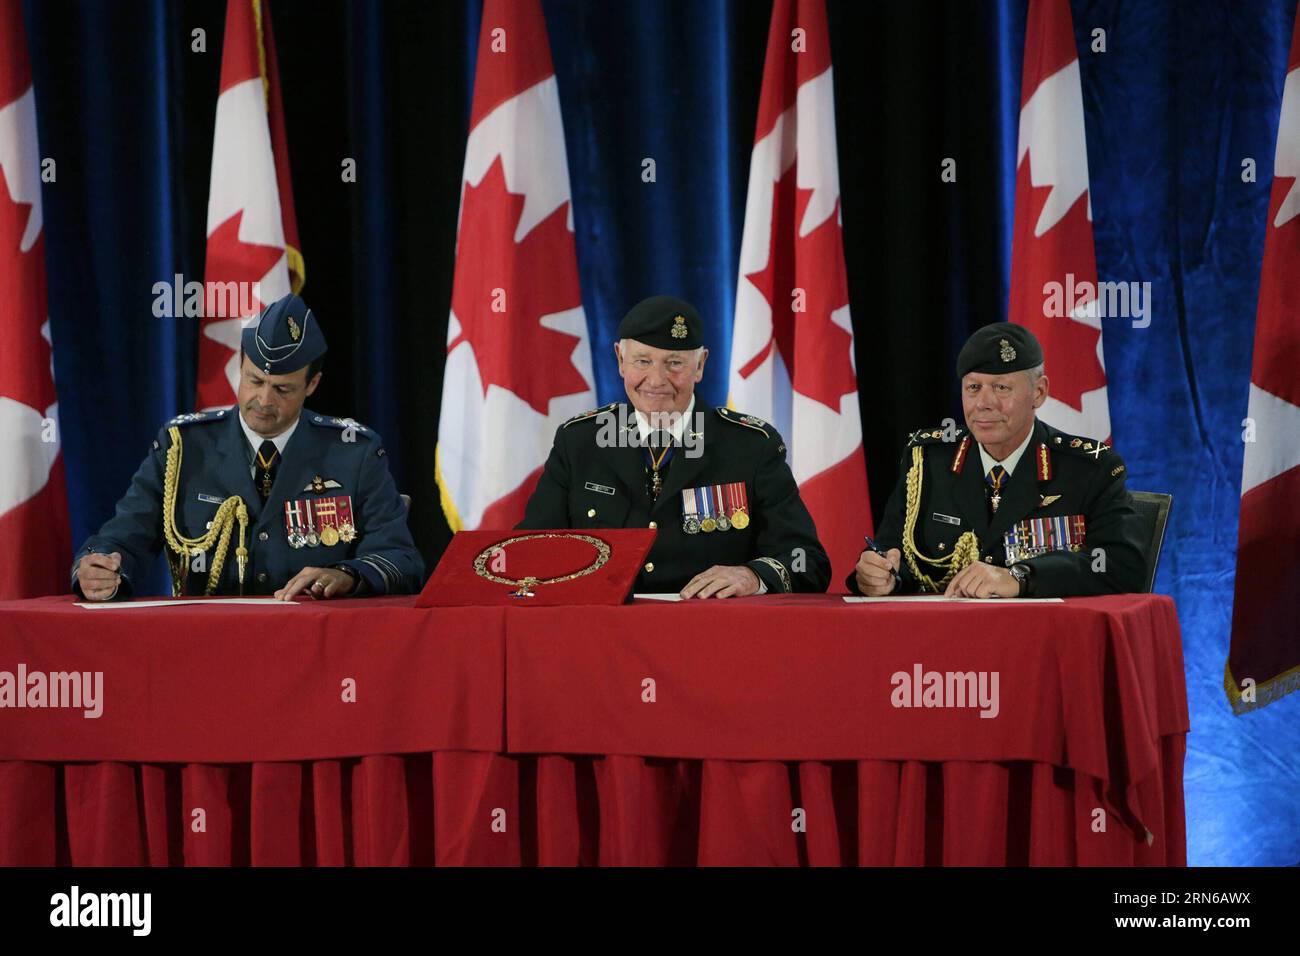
72, 407, 425, 597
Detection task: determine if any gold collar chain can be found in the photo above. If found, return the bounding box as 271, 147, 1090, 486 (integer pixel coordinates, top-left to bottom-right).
473, 533, 612, 597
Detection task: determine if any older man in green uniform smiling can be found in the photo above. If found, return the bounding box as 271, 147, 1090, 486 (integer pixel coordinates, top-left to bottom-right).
851, 323, 1147, 599
519, 295, 830, 598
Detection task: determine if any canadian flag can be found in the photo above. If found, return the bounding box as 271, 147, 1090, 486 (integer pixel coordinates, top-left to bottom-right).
437, 0, 594, 531
1008, 0, 1110, 441
197, 0, 303, 409
1226, 11, 1300, 714
728, 0, 871, 588
0, 0, 70, 598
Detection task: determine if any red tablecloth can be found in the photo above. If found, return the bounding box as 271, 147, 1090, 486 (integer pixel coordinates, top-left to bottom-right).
0, 594, 1188, 866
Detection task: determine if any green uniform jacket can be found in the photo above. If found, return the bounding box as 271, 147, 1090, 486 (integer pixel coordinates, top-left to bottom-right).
518, 401, 831, 594
847, 418, 1147, 597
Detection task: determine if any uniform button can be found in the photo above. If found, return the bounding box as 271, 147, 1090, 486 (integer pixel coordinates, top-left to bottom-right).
256, 572, 268, 583
205, 521, 213, 530
587, 508, 596, 518
938, 541, 946, 550
984, 556, 994, 564
644, 562, 654, 573
258, 531, 269, 542
648, 521, 657, 529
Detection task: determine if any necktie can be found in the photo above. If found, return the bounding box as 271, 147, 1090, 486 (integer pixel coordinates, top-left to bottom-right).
256, 440, 280, 501
985, 464, 1007, 514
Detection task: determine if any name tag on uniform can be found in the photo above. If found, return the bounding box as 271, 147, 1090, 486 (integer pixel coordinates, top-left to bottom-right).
197, 493, 224, 504
584, 482, 615, 495
932, 512, 961, 525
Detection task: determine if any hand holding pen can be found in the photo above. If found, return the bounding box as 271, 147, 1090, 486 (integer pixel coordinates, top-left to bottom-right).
855, 535, 902, 595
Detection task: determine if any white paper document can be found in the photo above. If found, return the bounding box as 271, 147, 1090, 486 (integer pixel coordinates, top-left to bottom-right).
75, 599, 301, 609
843, 596, 1064, 604
632, 593, 684, 602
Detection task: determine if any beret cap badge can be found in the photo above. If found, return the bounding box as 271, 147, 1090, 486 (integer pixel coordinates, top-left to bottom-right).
955, 323, 1041, 378
288, 316, 301, 341
618, 295, 703, 349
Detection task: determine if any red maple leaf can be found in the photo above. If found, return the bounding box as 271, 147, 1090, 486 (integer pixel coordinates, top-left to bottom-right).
203, 209, 286, 315
741, 165, 857, 412
1007, 157, 1106, 413
198, 210, 287, 403
448, 156, 586, 415
0, 164, 54, 413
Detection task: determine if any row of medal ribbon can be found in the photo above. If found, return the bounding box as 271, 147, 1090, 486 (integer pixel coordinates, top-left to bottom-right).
1002, 514, 1086, 564
680, 482, 751, 534
284, 496, 357, 549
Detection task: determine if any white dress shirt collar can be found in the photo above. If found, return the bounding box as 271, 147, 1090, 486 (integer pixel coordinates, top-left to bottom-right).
238, 409, 300, 458
633, 394, 696, 443
977, 420, 1036, 477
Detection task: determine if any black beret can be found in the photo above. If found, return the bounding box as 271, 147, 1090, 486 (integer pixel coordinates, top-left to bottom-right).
242, 293, 327, 375
616, 295, 704, 350
956, 322, 1044, 378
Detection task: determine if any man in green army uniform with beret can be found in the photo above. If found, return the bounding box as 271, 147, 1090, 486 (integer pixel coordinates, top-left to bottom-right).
519, 295, 830, 597
850, 323, 1147, 599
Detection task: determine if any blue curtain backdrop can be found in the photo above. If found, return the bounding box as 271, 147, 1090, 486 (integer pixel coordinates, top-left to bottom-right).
20, 0, 1299, 865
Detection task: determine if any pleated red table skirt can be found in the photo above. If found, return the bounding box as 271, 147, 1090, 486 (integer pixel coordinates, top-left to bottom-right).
0, 743, 1185, 866
0, 594, 1189, 865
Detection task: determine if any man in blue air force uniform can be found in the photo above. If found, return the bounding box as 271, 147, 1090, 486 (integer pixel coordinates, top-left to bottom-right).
72, 294, 424, 601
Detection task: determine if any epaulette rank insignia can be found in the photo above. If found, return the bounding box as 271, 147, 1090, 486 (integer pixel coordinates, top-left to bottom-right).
311, 415, 371, 435
1054, 434, 1111, 460
562, 402, 618, 428
716, 407, 771, 436
907, 426, 962, 446
168, 409, 227, 427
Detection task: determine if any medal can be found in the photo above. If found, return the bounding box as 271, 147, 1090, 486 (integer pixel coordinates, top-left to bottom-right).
300, 499, 320, 547
725, 481, 750, 529
284, 500, 308, 548
710, 486, 729, 531
681, 486, 702, 533
339, 521, 356, 543
312, 495, 347, 548
1003, 514, 1088, 564
645, 438, 673, 501
698, 485, 717, 531
986, 465, 1007, 514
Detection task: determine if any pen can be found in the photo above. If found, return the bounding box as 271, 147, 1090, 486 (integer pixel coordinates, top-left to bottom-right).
863, 535, 900, 578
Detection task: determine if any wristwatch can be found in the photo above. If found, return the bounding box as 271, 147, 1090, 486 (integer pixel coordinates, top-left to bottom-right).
330, 563, 365, 596
1009, 563, 1034, 597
